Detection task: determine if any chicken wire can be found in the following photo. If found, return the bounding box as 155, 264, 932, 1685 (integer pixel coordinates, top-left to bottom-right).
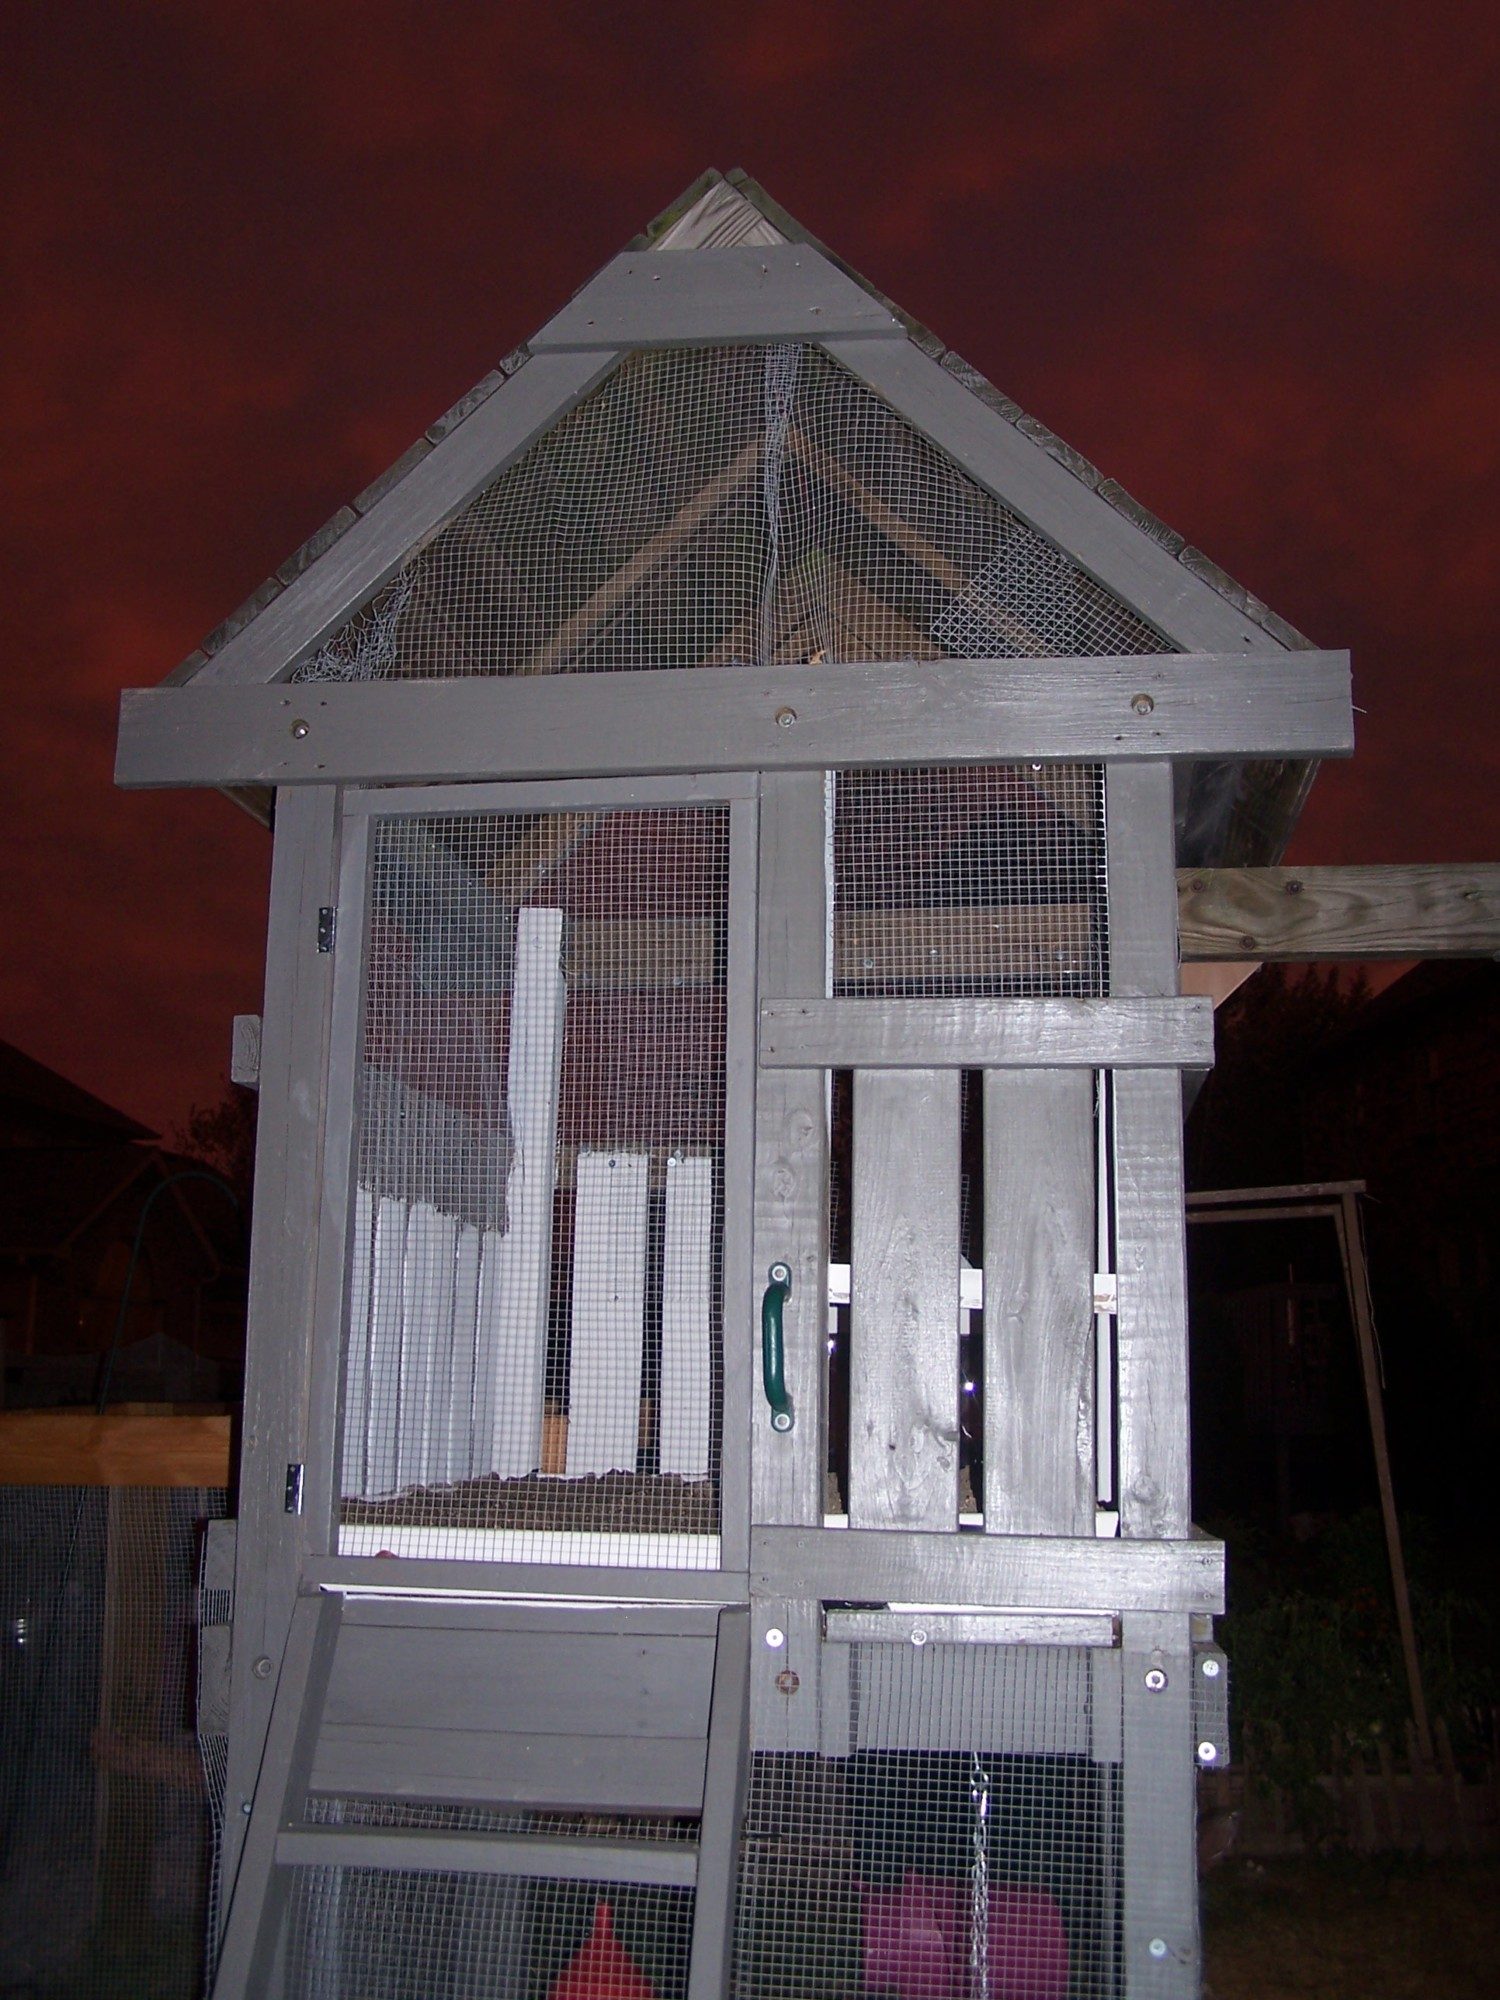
294, 345, 1167, 685
281, 1866, 693, 2000
339, 805, 728, 1568
735, 1642, 1123, 2000
0, 1483, 227, 2000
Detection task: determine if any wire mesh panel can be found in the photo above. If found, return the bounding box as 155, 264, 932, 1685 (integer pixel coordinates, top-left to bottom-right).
0, 1484, 227, 2000
339, 805, 729, 1567
733, 1643, 1122, 2000
296, 346, 1167, 685
282, 1865, 694, 2000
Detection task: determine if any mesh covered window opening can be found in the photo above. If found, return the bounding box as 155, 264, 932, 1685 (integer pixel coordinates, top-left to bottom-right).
826, 763, 1108, 1517
736, 1644, 1123, 2000
340, 805, 728, 1567
296, 344, 1167, 684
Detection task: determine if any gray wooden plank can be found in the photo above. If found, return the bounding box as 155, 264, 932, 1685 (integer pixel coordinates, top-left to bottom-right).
1112, 1070, 1192, 1538
1179, 863, 1500, 959
984, 1070, 1097, 1535
751, 1525, 1224, 1613
220, 788, 340, 1911
717, 794, 760, 1571
274, 1825, 699, 1887
849, 1069, 961, 1531
687, 1607, 751, 2000
822, 1609, 1116, 1646
751, 772, 830, 1527
117, 650, 1355, 788
310, 1725, 709, 1813
530, 244, 903, 348
761, 996, 1212, 1070
185, 349, 623, 687
1120, 1612, 1199, 1995
1106, 761, 1180, 999
827, 337, 1284, 655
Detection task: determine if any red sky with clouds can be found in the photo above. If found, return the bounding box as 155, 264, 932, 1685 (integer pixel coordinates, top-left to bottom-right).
4, 0, 1497, 1133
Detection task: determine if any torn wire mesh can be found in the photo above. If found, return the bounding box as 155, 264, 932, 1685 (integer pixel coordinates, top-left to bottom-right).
297, 345, 1167, 684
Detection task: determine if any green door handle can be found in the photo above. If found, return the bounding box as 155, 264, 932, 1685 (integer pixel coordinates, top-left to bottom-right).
761, 1261, 795, 1433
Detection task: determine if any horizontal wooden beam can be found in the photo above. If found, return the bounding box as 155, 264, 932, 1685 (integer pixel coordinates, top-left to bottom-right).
117, 651, 1353, 789
530, 244, 903, 348
822, 1608, 1117, 1647
274, 1824, 699, 1886
760, 996, 1213, 1069
0, 1411, 232, 1487
752, 1525, 1225, 1614
1178, 864, 1500, 959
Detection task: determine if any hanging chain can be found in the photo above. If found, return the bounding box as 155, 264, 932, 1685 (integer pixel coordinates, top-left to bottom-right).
969, 1748, 991, 1998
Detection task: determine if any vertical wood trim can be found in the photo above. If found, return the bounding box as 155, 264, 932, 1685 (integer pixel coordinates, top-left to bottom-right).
222, 785, 338, 1905
1112, 1072, 1191, 1539
849, 1068, 960, 1532
1120, 1611, 1199, 1996
718, 793, 760, 1570
1106, 761, 1191, 1539
983, 1069, 1096, 1534
566, 1151, 650, 1475
477, 906, 566, 1480
686, 1606, 751, 2000
660, 1155, 715, 1477
341, 1182, 373, 1498
752, 772, 829, 1526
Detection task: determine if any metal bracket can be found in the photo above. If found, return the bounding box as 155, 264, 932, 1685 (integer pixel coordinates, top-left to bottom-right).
316, 907, 336, 953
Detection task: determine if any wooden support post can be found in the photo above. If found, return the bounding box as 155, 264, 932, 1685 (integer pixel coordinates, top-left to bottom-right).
1120, 1612, 1199, 1996
1334, 1189, 1432, 1761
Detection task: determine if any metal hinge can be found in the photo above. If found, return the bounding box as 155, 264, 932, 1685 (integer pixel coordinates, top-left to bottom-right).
1092, 1273, 1118, 1315
284, 1463, 305, 1515
316, 906, 336, 953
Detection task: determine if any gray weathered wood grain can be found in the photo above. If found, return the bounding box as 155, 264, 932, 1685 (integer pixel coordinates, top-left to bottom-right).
984, 1070, 1097, 1534
849, 1069, 961, 1532
529, 245, 903, 347
117, 651, 1354, 788
760, 996, 1213, 1070
751, 773, 829, 1527
751, 1525, 1224, 1613
1179, 864, 1500, 960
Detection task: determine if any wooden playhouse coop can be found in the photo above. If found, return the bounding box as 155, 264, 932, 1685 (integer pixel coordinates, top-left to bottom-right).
117, 172, 1357, 1998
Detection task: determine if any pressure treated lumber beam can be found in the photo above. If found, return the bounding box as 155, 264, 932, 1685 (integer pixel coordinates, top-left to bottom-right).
0, 1411, 232, 1487
1178, 864, 1500, 959
116, 650, 1353, 788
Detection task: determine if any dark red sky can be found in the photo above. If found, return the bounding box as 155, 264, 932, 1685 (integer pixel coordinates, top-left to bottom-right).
4, 0, 1497, 1133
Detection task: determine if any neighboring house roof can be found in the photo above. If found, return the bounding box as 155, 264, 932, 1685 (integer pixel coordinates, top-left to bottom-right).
0, 1039, 155, 1145
0, 1142, 241, 1261
155, 169, 1325, 866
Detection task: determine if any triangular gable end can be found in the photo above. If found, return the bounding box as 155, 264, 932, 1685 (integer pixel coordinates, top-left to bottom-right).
145, 170, 1325, 861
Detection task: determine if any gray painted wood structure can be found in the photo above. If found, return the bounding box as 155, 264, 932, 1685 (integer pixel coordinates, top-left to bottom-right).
113, 170, 1385, 1998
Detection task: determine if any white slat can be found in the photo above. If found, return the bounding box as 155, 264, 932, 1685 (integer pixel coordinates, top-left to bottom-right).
660, 1154, 715, 1477
475, 907, 566, 1479
364, 1194, 408, 1498
341, 1181, 374, 1497
397, 1202, 458, 1490
445, 1223, 482, 1483
566, 1150, 650, 1476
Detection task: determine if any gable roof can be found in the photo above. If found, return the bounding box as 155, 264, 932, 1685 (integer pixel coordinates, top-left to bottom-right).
0, 1039, 155, 1145
151, 170, 1325, 864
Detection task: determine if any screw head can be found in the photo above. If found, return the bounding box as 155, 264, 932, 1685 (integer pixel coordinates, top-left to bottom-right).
1144, 1667, 1168, 1692
1200, 1655, 1222, 1679
1148, 1937, 1169, 1960
910, 1627, 929, 1648
771, 1409, 793, 1433
775, 1669, 801, 1695
252, 1655, 274, 1680
290, 718, 310, 739
764, 1627, 786, 1649
774, 706, 798, 729
1130, 692, 1155, 716
1197, 1740, 1219, 1765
